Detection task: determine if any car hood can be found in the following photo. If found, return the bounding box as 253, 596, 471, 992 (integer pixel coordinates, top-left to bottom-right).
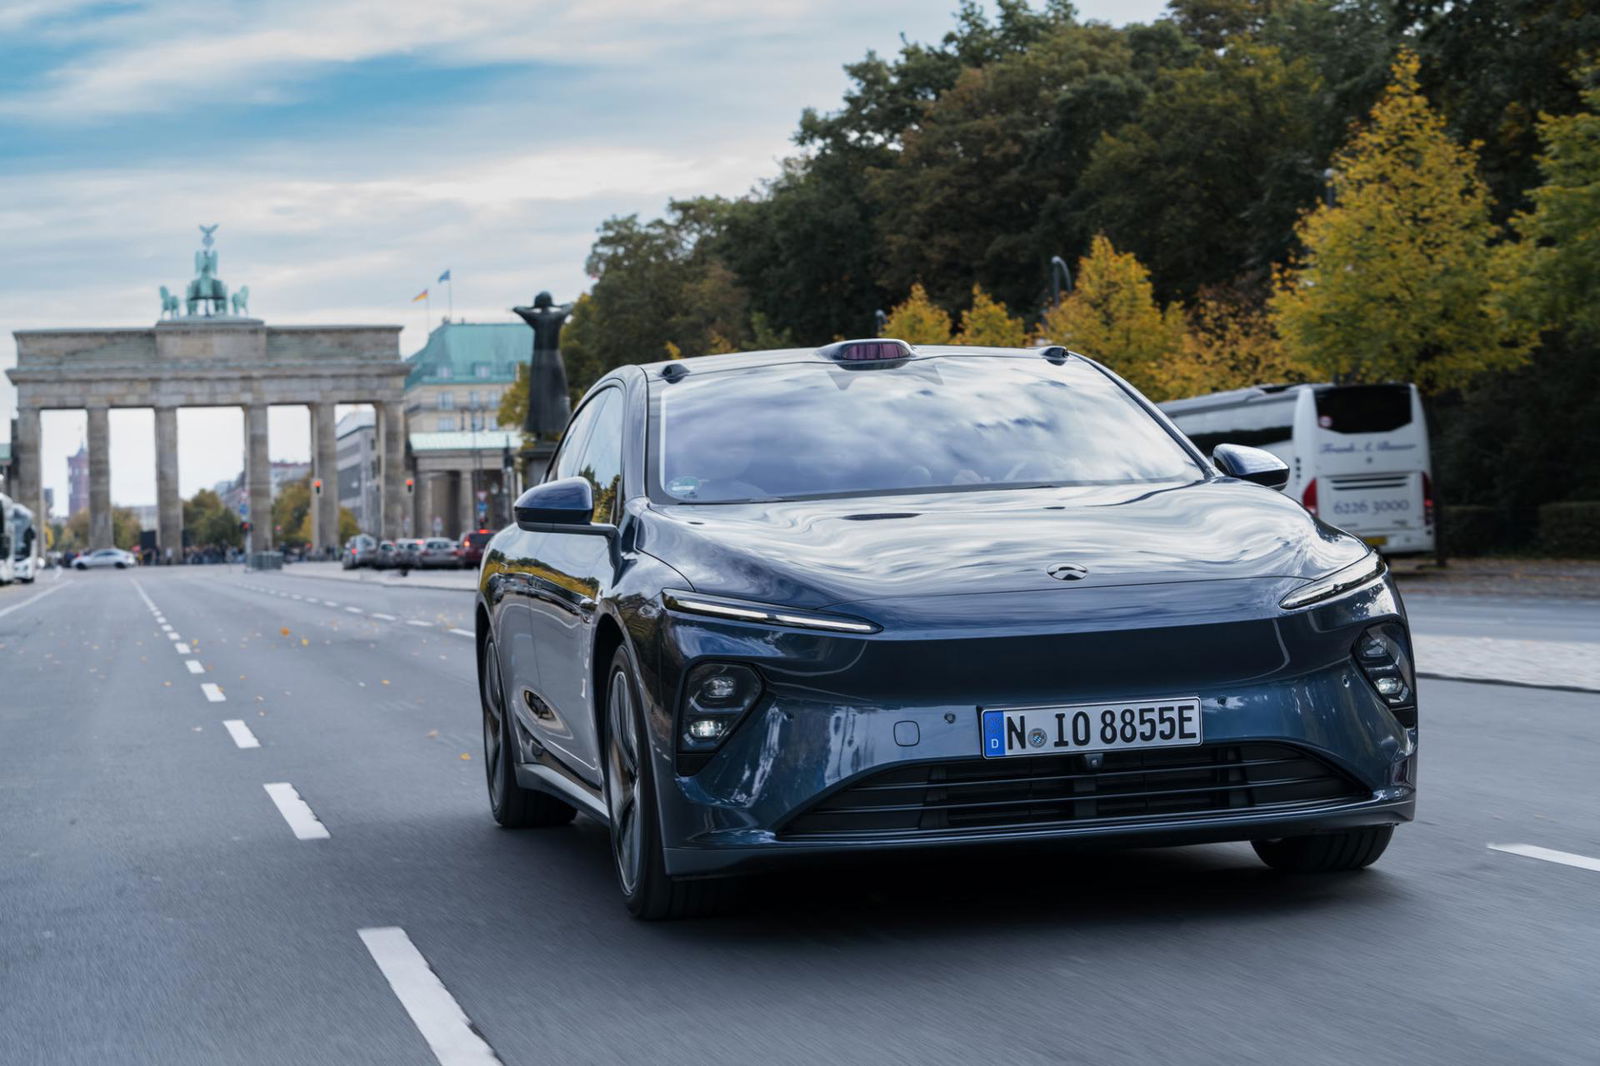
634, 478, 1368, 611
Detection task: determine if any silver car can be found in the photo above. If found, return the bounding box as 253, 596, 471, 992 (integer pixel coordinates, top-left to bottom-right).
73, 548, 137, 570
417, 537, 460, 568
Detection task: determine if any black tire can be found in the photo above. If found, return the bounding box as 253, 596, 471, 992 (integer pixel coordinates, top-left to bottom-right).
115, 562, 126, 569
1252, 826, 1393, 873
481, 637, 575, 828
74, 562, 86, 570
603, 644, 723, 920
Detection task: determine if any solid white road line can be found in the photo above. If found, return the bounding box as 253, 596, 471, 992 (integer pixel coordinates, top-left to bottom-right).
406, 619, 433, 627
175, 642, 192, 655
185, 659, 205, 674
449, 629, 473, 638
1488, 843, 1600, 873
372, 613, 396, 621
201, 683, 226, 703
263, 782, 330, 840
358, 927, 503, 1066
222, 719, 261, 749
0, 581, 67, 620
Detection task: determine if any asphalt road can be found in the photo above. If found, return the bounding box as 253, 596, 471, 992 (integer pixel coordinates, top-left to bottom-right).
2, 567, 1597, 1065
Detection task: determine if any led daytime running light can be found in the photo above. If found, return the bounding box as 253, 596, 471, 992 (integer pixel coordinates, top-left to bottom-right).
1279, 552, 1386, 610
663, 591, 880, 634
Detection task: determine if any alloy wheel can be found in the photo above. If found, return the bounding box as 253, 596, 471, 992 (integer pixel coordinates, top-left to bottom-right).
606, 668, 642, 895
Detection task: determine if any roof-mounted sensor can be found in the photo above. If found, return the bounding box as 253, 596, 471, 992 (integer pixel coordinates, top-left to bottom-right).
818, 339, 915, 364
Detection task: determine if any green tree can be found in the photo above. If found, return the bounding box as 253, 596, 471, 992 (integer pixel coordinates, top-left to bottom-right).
1499, 68, 1600, 339
338, 506, 360, 543
1039, 235, 1185, 398
62, 506, 142, 550
183, 489, 242, 549
273, 476, 312, 545
1271, 49, 1537, 392
955, 285, 1029, 346
1077, 40, 1326, 301
881, 284, 953, 344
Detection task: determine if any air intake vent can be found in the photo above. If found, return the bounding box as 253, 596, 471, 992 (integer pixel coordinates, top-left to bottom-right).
780, 743, 1366, 839
1328, 474, 1410, 491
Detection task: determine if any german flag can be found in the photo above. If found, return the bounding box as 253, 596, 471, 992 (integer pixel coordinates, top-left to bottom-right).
411, 289, 429, 302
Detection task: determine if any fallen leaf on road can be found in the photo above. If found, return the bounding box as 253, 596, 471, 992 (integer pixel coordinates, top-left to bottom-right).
280, 627, 290, 636
163, 681, 171, 687
381, 679, 390, 686
300, 638, 309, 646
460, 753, 471, 760
426, 730, 439, 738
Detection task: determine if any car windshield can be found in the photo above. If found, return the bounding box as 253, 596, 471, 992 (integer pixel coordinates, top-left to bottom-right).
654, 355, 1203, 503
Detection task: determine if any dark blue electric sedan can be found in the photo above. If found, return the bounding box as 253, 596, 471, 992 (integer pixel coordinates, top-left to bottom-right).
475, 340, 1417, 919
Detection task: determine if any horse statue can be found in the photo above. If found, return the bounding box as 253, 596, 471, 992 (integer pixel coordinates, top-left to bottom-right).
186, 247, 229, 316
158, 286, 181, 319
230, 286, 250, 316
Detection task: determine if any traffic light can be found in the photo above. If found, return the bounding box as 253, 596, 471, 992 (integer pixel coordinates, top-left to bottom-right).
312, 478, 323, 496
241, 520, 252, 534
405, 477, 415, 496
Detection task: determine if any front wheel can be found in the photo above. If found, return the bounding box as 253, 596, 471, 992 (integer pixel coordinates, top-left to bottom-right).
481, 637, 574, 828
1253, 826, 1393, 873
604, 644, 723, 920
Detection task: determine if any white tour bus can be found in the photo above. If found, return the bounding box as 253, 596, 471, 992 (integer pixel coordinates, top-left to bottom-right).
0, 492, 14, 585
1160, 382, 1434, 556
10, 501, 39, 583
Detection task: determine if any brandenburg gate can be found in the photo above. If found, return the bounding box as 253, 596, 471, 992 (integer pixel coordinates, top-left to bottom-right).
5, 228, 409, 553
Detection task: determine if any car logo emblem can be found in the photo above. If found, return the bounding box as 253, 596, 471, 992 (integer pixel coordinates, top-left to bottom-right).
1047, 563, 1089, 581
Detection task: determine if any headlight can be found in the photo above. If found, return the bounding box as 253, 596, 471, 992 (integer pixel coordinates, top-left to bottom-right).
678, 662, 763, 753
663, 590, 880, 634
1279, 552, 1386, 610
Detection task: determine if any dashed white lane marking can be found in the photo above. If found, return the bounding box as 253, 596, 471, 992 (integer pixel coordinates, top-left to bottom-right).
185, 659, 205, 674
323, 601, 340, 608
223, 719, 260, 749
263, 782, 330, 840
345, 606, 364, 614
449, 629, 473, 638
160, 624, 173, 632
358, 927, 504, 1066
167, 632, 182, 641
291, 594, 303, 600
131, 579, 159, 613
201, 683, 226, 703
1489, 843, 1600, 873
406, 619, 433, 628
372, 613, 396, 621
175, 642, 192, 655
0, 581, 66, 620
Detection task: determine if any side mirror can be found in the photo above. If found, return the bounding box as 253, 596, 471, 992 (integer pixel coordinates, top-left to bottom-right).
514, 477, 614, 535
1212, 443, 1290, 491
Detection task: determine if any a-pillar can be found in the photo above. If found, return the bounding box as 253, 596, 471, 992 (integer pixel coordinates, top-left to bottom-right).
379, 400, 406, 541
311, 402, 338, 554
12, 405, 42, 528
87, 405, 112, 549
154, 406, 181, 561
245, 404, 272, 551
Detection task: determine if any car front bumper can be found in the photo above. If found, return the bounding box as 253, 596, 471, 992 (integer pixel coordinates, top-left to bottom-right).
650, 576, 1417, 879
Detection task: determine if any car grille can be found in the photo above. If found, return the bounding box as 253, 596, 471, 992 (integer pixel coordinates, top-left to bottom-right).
779, 742, 1368, 839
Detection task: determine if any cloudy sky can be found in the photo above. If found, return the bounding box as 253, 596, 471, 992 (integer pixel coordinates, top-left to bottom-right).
0, 0, 1167, 515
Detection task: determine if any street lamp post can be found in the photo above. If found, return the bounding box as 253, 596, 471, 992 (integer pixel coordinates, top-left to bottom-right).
1049, 255, 1073, 309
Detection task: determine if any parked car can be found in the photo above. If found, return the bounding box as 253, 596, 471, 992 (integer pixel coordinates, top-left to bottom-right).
74, 547, 138, 570
418, 537, 460, 568
476, 339, 1417, 919
372, 540, 398, 569
458, 529, 494, 568
394, 538, 425, 569
341, 534, 376, 569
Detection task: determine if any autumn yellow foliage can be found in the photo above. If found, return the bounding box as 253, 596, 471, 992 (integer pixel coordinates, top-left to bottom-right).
1154, 296, 1313, 401
1271, 49, 1535, 393
1039, 234, 1185, 397
955, 285, 1029, 347
882, 283, 953, 344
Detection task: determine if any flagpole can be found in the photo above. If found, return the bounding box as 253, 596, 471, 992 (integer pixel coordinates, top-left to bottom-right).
448, 275, 454, 322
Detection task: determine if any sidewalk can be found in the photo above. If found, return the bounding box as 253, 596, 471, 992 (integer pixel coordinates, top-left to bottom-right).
269, 560, 476, 592
1390, 557, 1600, 599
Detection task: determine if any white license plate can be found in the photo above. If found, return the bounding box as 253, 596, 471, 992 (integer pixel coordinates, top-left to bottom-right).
980, 698, 1202, 758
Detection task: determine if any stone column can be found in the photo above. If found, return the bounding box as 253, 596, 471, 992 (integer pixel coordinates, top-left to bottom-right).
12, 404, 42, 529
154, 406, 181, 561
414, 471, 433, 539
87, 406, 112, 550
245, 404, 272, 551
458, 468, 475, 539
311, 403, 339, 554
379, 400, 406, 541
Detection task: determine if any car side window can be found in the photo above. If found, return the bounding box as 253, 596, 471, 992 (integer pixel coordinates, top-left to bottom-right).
575, 391, 625, 525
548, 395, 605, 484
